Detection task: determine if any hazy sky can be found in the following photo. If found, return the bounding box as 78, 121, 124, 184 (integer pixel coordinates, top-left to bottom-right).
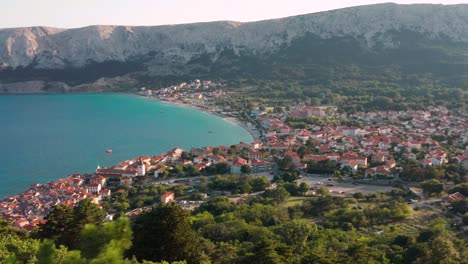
2, 0, 467, 28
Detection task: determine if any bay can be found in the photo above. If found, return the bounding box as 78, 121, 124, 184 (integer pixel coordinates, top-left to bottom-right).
0, 94, 253, 198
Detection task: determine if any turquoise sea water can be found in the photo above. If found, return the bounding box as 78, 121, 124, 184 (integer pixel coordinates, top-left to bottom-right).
0, 94, 252, 198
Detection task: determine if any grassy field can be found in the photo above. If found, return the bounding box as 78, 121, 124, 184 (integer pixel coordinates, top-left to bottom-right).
283, 196, 314, 207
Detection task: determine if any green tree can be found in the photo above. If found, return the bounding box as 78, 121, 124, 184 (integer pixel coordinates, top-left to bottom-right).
278, 155, 296, 172
39, 199, 105, 249
275, 220, 317, 254
131, 203, 201, 263
421, 179, 444, 197
80, 217, 133, 260
316, 186, 330, 196
240, 165, 251, 174
196, 196, 235, 216
37, 205, 74, 248
262, 186, 290, 204
429, 235, 461, 264
251, 177, 270, 192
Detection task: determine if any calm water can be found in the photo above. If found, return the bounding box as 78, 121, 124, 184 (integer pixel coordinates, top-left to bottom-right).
0, 94, 252, 198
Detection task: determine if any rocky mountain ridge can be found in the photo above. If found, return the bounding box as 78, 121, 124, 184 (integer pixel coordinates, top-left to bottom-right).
1, 3, 468, 92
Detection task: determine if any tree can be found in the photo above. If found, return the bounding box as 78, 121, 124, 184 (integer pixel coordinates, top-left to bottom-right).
37, 205, 74, 248
275, 220, 317, 254
131, 203, 201, 263
262, 186, 290, 205
240, 165, 251, 174
427, 235, 461, 264
298, 182, 310, 196
212, 147, 221, 156
463, 213, 468, 225
278, 155, 296, 172
273, 106, 284, 113
196, 196, 235, 216
316, 186, 330, 196
0, 232, 40, 263
39, 198, 105, 249
421, 179, 444, 197
309, 97, 321, 106
251, 177, 270, 192
80, 217, 133, 260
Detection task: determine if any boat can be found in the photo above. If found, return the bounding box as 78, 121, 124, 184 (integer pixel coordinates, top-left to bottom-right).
208, 131, 214, 133
106, 149, 113, 153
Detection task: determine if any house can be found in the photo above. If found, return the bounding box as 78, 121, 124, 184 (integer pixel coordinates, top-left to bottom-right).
166, 148, 184, 163
278, 126, 292, 135
251, 142, 263, 150
248, 151, 263, 161
120, 176, 133, 186
408, 140, 423, 150
341, 155, 368, 168
264, 143, 289, 150
442, 192, 465, 203
295, 130, 312, 141
161, 191, 175, 204
303, 154, 329, 163
206, 155, 227, 164
122, 168, 139, 177
86, 184, 101, 194
342, 127, 362, 137
90, 175, 107, 186
250, 160, 271, 172
99, 189, 111, 197
420, 159, 433, 167
230, 157, 248, 174
341, 161, 358, 172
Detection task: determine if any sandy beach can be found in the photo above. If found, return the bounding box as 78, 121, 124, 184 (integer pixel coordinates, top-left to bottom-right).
147, 96, 262, 142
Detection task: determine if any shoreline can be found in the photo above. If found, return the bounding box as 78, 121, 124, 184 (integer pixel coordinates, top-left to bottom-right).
142, 95, 262, 143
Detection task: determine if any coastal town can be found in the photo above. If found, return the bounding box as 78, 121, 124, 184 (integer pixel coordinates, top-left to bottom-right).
1, 80, 467, 231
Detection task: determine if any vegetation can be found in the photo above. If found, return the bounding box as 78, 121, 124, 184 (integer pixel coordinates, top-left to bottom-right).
0, 188, 467, 263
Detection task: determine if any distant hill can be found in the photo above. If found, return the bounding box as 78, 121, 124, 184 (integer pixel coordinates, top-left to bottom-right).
1, 3, 468, 93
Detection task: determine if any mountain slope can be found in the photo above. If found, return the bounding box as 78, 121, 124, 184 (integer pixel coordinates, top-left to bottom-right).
1, 3, 468, 92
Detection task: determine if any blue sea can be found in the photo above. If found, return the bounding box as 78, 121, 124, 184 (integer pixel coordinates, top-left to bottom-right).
0, 94, 253, 198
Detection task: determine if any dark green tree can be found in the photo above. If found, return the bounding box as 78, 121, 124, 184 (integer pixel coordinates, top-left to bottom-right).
196, 196, 235, 216
130, 203, 201, 263
37, 205, 74, 248
421, 179, 444, 197
240, 164, 251, 174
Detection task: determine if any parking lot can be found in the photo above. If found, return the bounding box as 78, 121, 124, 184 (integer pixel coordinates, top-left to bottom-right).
299, 174, 396, 195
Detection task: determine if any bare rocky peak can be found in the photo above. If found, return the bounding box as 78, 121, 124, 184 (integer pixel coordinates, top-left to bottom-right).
1, 3, 468, 69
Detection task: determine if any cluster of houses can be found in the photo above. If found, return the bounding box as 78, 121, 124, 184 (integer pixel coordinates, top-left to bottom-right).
0, 144, 274, 230
138, 80, 226, 106
0, 174, 112, 230
253, 104, 468, 177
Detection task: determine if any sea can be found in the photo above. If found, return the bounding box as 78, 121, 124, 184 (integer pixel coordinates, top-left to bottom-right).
0, 94, 253, 198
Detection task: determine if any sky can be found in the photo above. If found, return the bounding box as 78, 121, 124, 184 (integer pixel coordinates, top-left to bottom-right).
2, 0, 467, 29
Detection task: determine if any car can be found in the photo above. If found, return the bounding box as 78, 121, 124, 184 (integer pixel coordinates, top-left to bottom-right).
352, 182, 359, 185
326, 183, 335, 186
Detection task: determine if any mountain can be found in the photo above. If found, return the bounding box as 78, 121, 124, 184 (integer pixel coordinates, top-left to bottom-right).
1, 3, 468, 93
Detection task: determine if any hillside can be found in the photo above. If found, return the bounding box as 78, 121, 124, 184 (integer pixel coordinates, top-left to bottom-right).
1, 3, 468, 92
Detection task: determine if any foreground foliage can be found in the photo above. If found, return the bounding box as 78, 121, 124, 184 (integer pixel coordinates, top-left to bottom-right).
0, 192, 466, 263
